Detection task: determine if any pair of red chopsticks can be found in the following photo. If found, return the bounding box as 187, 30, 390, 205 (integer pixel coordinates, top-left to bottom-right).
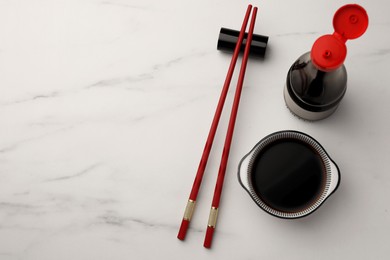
177, 4, 258, 248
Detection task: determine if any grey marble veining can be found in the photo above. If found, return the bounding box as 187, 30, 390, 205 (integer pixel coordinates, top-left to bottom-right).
1, 0, 390, 259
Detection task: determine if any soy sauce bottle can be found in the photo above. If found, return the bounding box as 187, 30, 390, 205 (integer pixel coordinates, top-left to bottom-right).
284, 4, 368, 121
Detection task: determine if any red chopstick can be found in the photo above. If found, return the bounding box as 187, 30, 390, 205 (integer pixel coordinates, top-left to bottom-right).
177, 4, 253, 241
204, 7, 258, 249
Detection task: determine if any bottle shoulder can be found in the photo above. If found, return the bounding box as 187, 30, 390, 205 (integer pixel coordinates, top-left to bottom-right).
287, 52, 347, 108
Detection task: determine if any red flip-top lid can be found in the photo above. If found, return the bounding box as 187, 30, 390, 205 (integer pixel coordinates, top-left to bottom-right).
311, 4, 369, 71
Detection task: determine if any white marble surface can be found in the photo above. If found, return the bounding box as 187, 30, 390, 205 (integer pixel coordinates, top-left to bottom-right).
0, 0, 389, 259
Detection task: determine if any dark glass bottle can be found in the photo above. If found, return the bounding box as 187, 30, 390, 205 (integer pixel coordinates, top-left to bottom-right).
284, 52, 347, 121
284, 4, 368, 121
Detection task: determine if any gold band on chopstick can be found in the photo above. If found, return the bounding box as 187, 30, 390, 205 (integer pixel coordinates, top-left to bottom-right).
207, 207, 219, 228
183, 199, 196, 221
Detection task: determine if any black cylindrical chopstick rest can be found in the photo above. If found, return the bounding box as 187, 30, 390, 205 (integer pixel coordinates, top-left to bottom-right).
217, 27, 268, 58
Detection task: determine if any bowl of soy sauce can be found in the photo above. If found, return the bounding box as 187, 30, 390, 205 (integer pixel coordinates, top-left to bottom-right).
238, 130, 340, 218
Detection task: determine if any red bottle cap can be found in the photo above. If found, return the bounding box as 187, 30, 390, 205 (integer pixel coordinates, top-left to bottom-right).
311, 4, 368, 71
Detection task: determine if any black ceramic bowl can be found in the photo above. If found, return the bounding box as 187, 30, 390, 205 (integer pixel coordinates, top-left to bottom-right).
238, 130, 340, 218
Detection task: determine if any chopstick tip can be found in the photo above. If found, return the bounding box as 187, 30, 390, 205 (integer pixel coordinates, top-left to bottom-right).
177, 219, 190, 240
203, 226, 215, 249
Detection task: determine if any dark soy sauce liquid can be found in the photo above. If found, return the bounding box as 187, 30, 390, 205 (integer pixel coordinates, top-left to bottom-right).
251, 139, 325, 213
